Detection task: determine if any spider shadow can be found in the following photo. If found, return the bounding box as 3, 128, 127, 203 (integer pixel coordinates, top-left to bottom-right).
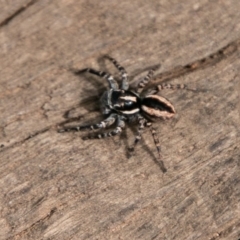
61, 56, 112, 121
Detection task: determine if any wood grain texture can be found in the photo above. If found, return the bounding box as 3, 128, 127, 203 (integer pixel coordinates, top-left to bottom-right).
0, 0, 239, 239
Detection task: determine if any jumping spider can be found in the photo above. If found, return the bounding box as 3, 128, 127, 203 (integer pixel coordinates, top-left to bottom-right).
58, 56, 188, 172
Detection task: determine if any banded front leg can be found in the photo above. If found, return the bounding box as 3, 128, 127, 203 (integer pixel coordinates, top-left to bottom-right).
74, 68, 119, 90
58, 114, 117, 133
104, 55, 129, 90
136, 65, 160, 93
82, 117, 125, 140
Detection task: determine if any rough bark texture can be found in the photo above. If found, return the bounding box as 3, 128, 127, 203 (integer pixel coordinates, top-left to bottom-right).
0, 1, 239, 239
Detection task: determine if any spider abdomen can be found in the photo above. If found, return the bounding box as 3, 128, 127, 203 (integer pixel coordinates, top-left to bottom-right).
141, 95, 175, 119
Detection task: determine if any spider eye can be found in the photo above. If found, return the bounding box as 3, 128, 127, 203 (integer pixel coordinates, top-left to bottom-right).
124, 100, 133, 107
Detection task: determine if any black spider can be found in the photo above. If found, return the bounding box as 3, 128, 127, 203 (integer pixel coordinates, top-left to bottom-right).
58, 56, 188, 172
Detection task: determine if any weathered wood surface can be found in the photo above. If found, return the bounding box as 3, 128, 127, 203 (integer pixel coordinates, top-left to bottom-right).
0, 1, 239, 239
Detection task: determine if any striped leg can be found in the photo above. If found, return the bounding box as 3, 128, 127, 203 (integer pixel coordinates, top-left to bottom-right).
58, 114, 117, 133
150, 126, 167, 173
105, 55, 129, 90
136, 66, 160, 93
128, 116, 147, 153
74, 68, 119, 90
153, 83, 188, 93
82, 117, 125, 140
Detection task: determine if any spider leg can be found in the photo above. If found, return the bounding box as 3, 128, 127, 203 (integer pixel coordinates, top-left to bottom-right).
128, 118, 167, 173
104, 55, 129, 90
58, 114, 117, 133
128, 116, 147, 153
82, 117, 125, 140
149, 125, 167, 173
74, 68, 119, 90
136, 66, 160, 93
150, 83, 188, 94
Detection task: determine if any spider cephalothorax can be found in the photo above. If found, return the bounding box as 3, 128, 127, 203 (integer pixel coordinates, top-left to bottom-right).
58, 56, 187, 172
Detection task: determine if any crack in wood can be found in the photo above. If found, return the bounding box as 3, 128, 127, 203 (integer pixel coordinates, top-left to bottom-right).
0, 0, 38, 27
7, 207, 57, 240
0, 127, 50, 153
152, 38, 239, 84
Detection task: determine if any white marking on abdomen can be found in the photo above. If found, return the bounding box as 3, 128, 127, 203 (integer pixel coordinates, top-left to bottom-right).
121, 108, 139, 114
